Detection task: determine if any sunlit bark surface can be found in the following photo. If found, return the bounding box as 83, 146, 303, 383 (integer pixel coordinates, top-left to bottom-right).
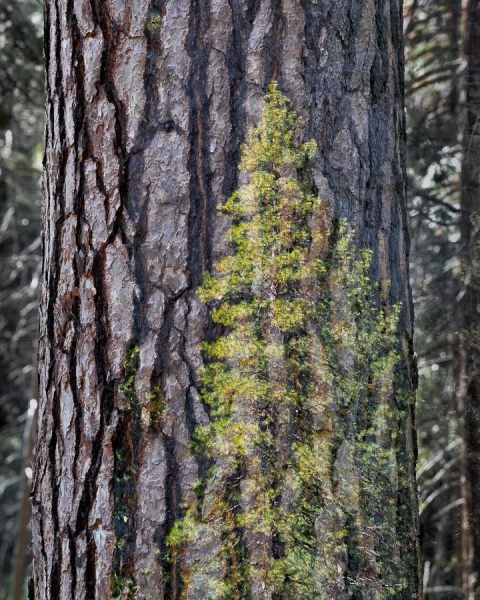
33, 0, 419, 598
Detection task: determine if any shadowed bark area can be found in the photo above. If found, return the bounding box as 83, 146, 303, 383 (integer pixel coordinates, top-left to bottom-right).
33, 0, 419, 598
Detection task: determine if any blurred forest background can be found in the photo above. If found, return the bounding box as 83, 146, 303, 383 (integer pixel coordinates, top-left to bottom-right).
0, 0, 476, 598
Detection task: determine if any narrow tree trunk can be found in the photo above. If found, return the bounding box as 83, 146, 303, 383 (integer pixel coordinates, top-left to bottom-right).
12, 373, 38, 600
458, 342, 474, 599
461, 0, 480, 593
33, 0, 419, 598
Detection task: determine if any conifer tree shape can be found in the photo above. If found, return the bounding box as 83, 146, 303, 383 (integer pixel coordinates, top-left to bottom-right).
170, 85, 407, 599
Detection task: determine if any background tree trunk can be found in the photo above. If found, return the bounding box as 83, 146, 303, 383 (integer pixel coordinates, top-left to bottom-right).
12, 373, 38, 600
461, 0, 480, 593
33, 0, 419, 597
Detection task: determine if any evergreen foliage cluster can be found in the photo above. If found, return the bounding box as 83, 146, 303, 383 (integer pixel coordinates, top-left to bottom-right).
167, 84, 404, 599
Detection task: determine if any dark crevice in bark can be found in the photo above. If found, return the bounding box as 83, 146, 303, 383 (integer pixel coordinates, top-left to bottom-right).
263, 0, 283, 89
88, 0, 128, 248
30, 491, 47, 594
70, 56, 119, 581
346, 2, 360, 92
142, 0, 167, 132
345, 513, 362, 592
297, 5, 322, 136
184, 386, 197, 438
222, 475, 251, 600
48, 390, 61, 600
75, 251, 116, 595
150, 295, 192, 596
76, 406, 112, 599
126, 0, 168, 177
72, 49, 87, 483
362, 7, 391, 261
111, 398, 142, 597
51, 0, 68, 228
67, 314, 81, 596
223, 0, 263, 204
75, 407, 106, 598
90, 0, 126, 157
127, 155, 150, 330
156, 432, 181, 600
387, 189, 402, 306
390, 0, 406, 111
95, 159, 109, 199
125, 153, 147, 238
68, 525, 77, 598
111, 300, 143, 592
185, 387, 211, 495
371, 1, 391, 109
224, 0, 247, 202
180, 295, 212, 490
28, 577, 35, 600
186, 0, 214, 288
180, 304, 200, 437
85, 532, 97, 600
68, 14, 88, 597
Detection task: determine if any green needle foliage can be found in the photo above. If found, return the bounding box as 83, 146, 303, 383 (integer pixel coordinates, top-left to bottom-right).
170, 83, 404, 599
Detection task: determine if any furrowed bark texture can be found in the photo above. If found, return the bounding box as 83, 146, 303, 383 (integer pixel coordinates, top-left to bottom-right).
461, 0, 480, 591
33, 0, 419, 598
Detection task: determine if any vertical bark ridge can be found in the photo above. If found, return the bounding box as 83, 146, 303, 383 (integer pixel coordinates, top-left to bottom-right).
34, 0, 70, 591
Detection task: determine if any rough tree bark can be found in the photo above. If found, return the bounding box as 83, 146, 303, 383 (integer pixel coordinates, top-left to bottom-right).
33, 0, 419, 598
461, 0, 480, 594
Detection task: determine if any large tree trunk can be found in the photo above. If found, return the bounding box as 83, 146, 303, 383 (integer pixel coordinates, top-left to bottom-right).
32, 0, 419, 598
461, 0, 480, 593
